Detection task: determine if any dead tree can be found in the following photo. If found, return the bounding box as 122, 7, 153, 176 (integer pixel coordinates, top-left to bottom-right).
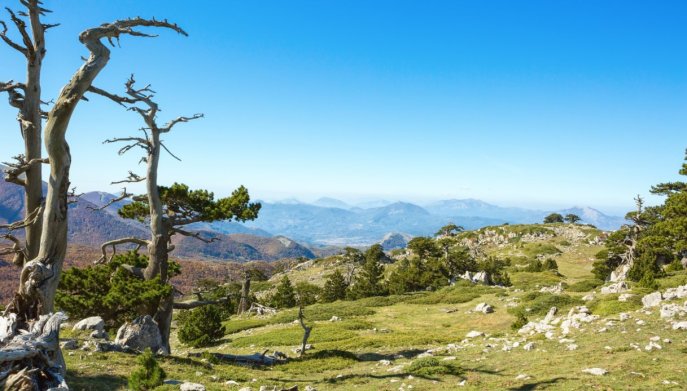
297, 306, 312, 358
90, 77, 261, 354
238, 270, 251, 314
0, 8, 187, 388
0, 0, 51, 266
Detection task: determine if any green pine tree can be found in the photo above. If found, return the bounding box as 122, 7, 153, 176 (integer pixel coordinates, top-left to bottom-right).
321, 269, 349, 303
271, 275, 297, 308
128, 348, 166, 390
349, 244, 387, 299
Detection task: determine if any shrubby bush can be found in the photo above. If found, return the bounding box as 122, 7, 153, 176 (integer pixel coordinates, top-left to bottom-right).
56, 251, 173, 327
177, 305, 226, 347
128, 348, 166, 390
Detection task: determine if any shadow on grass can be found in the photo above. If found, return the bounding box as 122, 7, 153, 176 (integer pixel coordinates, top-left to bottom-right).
507, 377, 569, 390
66, 371, 127, 391
357, 349, 427, 361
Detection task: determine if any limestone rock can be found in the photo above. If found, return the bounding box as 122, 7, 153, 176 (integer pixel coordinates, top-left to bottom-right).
600, 282, 628, 295
523, 342, 536, 351
642, 292, 663, 308
671, 321, 687, 330
474, 303, 494, 314
660, 304, 681, 319
114, 315, 163, 353
73, 316, 104, 332
180, 383, 206, 391
582, 368, 608, 376
465, 330, 484, 338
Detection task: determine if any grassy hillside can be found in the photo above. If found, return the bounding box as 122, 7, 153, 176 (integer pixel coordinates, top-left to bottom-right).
58, 223, 687, 390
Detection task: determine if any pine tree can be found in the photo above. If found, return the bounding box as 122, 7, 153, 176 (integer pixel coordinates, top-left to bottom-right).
349, 244, 387, 299
271, 275, 297, 308
321, 269, 348, 303
177, 305, 226, 348
128, 348, 166, 391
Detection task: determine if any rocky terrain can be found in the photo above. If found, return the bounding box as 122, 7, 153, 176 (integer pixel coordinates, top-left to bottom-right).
45, 223, 687, 390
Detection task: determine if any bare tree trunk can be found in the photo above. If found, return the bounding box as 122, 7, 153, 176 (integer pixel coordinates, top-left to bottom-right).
238, 271, 251, 314
2, 18, 187, 388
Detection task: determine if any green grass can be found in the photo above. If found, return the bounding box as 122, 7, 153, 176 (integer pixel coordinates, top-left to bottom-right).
513, 292, 583, 316
567, 278, 604, 292
588, 294, 642, 316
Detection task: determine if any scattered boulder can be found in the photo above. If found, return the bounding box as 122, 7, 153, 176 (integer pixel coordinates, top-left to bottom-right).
539, 283, 564, 294
180, 383, 206, 391
73, 316, 104, 332
225, 381, 240, 386
523, 342, 536, 351
642, 292, 663, 308
474, 303, 494, 314
561, 306, 598, 335
619, 313, 630, 322
329, 316, 341, 322
90, 330, 108, 340
465, 330, 484, 338
600, 282, 628, 295
663, 285, 687, 300
114, 315, 163, 353
660, 304, 681, 319
582, 293, 595, 302
672, 321, 687, 330
582, 368, 608, 376
515, 374, 531, 381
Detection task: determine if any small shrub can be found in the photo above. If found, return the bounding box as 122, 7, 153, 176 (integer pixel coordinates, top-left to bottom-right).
511, 310, 529, 330
177, 306, 226, 347
567, 278, 603, 292
128, 348, 166, 391
406, 357, 462, 377
666, 259, 685, 273
513, 293, 582, 316
543, 259, 558, 271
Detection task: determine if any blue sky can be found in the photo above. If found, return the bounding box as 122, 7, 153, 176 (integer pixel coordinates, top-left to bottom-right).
0, 0, 685, 215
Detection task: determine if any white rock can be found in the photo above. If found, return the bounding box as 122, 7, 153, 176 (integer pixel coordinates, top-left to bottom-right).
474, 303, 494, 314
465, 330, 484, 338
180, 383, 206, 391
601, 281, 628, 295
619, 312, 630, 321
645, 342, 662, 351
225, 380, 240, 386
663, 285, 687, 300
671, 321, 687, 330
523, 342, 536, 351
567, 344, 578, 351
635, 319, 646, 326
73, 316, 104, 332
378, 359, 392, 366
660, 304, 680, 318
515, 374, 531, 381
329, 316, 341, 322
582, 368, 608, 376
582, 294, 595, 301
649, 336, 660, 342
305, 386, 318, 391
642, 292, 663, 308
238, 388, 252, 391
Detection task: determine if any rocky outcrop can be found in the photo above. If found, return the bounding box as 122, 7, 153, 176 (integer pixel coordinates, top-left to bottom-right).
114, 315, 163, 353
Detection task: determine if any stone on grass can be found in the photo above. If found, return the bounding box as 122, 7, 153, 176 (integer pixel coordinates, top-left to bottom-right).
600, 281, 628, 295
671, 321, 687, 330
660, 304, 681, 318
474, 303, 494, 314
523, 342, 536, 351
582, 368, 608, 376
465, 330, 484, 338
60, 340, 79, 350
642, 292, 662, 308
180, 382, 206, 391
73, 316, 104, 332
114, 315, 163, 353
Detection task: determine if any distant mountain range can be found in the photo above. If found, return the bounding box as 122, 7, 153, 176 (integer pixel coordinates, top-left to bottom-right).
222, 197, 627, 246
0, 173, 316, 262
0, 164, 628, 253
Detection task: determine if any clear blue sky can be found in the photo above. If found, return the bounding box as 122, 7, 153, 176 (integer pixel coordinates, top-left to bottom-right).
1, 0, 685, 215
